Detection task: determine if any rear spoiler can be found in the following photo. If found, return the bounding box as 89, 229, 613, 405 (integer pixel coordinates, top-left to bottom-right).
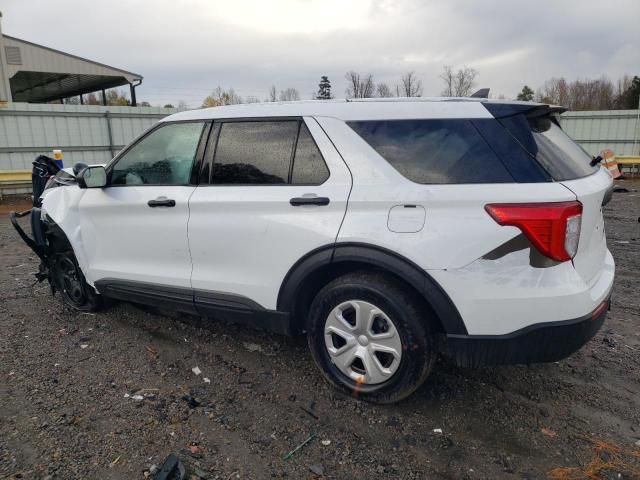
483, 102, 568, 119
470, 88, 490, 98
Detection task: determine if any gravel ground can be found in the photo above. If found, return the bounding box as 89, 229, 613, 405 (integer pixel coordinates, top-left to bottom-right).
1, 182, 639, 480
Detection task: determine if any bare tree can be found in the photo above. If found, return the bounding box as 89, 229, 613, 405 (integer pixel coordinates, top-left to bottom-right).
202, 87, 243, 107
345, 71, 375, 98
376, 83, 394, 98
615, 75, 633, 100
278, 88, 300, 101
440, 65, 478, 97
245, 95, 261, 104
177, 100, 188, 111
268, 85, 277, 102
535, 76, 616, 110
536, 77, 569, 106
398, 71, 423, 97
85, 93, 100, 105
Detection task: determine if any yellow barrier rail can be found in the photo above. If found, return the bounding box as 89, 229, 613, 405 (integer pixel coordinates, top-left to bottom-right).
616, 156, 640, 177
616, 156, 640, 165
0, 170, 31, 183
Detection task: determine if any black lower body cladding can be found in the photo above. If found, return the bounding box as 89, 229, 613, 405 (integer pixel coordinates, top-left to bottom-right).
445, 297, 610, 368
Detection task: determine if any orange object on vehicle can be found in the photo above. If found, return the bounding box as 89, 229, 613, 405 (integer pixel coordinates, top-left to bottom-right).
601, 149, 621, 179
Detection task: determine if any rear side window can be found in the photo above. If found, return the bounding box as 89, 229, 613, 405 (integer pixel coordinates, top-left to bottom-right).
291, 123, 329, 184
213, 121, 297, 184
348, 120, 513, 184
210, 120, 330, 185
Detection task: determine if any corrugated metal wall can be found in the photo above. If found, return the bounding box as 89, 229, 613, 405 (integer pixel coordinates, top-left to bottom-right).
0, 103, 176, 172
560, 109, 640, 156
1, 104, 638, 177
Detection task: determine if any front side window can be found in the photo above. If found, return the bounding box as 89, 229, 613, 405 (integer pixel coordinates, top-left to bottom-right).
212, 121, 298, 184
348, 119, 513, 184
111, 122, 205, 186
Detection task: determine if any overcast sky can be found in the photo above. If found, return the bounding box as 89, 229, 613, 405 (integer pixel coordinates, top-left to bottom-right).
2, 0, 638, 107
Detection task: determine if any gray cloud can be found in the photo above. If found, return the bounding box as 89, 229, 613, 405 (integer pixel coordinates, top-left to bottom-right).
2, 0, 638, 107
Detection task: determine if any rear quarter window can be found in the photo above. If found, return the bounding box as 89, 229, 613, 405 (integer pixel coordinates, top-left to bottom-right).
525, 116, 597, 180
347, 119, 514, 184
483, 103, 598, 181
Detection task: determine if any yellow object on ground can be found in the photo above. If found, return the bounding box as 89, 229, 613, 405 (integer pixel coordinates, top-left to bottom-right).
0, 170, 30, 183
617, 156, 640, 177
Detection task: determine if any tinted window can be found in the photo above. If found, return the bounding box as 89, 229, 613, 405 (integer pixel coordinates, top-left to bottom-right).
472, 119, 549, 183
348, 120, 513, 184
527, 116, 597, 180
212, 121, 298, 184
492, 111, 597, 181
111, 122, 204, 185
291, 123, 329, 184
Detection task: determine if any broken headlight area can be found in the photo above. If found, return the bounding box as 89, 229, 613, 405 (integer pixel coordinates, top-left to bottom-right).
9, 208, 70, 292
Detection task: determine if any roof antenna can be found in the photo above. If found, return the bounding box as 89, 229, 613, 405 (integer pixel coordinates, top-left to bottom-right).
470, 88, 490, 98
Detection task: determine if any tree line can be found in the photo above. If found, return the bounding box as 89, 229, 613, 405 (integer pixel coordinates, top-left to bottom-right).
198, 66, 479, 107
198, 67, 638, 111
517, 75, 640, 110
61, 67, 640, 112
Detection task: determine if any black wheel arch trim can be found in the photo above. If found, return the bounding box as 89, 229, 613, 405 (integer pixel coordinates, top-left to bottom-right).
277, 242, 468, 335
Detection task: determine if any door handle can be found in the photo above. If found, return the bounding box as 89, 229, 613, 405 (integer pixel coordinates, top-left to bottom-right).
290, 196, 330, 207
148, 197, 176, 208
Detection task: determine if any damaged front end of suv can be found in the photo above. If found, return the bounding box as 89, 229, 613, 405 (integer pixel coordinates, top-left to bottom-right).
10, 160, 102, 311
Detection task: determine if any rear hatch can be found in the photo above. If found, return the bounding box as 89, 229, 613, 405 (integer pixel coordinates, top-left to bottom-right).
486, 103, 612, 284
561, 170, 611, 284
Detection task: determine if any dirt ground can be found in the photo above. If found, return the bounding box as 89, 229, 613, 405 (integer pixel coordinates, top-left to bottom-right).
1, 182, 639, 480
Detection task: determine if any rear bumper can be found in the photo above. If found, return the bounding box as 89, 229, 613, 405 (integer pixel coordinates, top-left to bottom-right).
445, 297, 610, 367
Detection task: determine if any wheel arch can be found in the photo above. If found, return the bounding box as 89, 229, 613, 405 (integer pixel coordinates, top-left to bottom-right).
277, 242, 468, 336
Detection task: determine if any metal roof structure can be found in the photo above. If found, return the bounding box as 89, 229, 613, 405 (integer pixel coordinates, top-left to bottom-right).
0, 12, 142, 105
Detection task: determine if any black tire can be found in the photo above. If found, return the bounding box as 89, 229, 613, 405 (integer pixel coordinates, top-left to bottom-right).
307, 272, 436, 403
51, 249, 102, 312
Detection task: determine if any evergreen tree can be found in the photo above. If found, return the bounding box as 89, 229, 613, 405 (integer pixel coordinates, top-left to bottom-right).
317, 76, 332, 99
517, 85, 535, 101
617, 76, 640, 109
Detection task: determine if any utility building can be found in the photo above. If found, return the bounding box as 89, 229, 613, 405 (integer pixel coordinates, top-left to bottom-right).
0, 12, 142, 106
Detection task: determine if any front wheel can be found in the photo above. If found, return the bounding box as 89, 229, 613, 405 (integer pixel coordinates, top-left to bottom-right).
51, 249, 102, 312
307, 272, 436, 403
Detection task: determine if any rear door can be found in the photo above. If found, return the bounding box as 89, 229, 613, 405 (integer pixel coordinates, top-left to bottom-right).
188, 117, 352, 310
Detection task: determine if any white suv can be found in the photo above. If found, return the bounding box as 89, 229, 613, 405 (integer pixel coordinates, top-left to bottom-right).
13, 99, 615, 403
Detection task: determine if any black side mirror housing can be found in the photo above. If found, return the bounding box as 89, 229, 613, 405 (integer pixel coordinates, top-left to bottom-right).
72, 162, 88, 175
77, 165, 107, 189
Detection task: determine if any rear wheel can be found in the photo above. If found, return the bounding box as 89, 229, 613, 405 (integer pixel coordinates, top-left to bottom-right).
307, 272, 436, 403
51, 249, 102, 312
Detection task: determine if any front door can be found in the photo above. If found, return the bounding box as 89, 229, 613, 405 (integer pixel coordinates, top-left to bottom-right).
188, 117, 352, 310
78, 121, 207, 289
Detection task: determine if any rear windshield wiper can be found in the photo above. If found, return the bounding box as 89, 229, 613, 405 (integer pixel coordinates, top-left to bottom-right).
590, 155, 603, 167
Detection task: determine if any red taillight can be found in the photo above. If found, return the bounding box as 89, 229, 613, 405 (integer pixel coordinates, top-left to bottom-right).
485, 201, 582, 262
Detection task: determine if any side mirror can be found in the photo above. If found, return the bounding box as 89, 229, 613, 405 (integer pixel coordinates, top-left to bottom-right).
77, 165, 107, 189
